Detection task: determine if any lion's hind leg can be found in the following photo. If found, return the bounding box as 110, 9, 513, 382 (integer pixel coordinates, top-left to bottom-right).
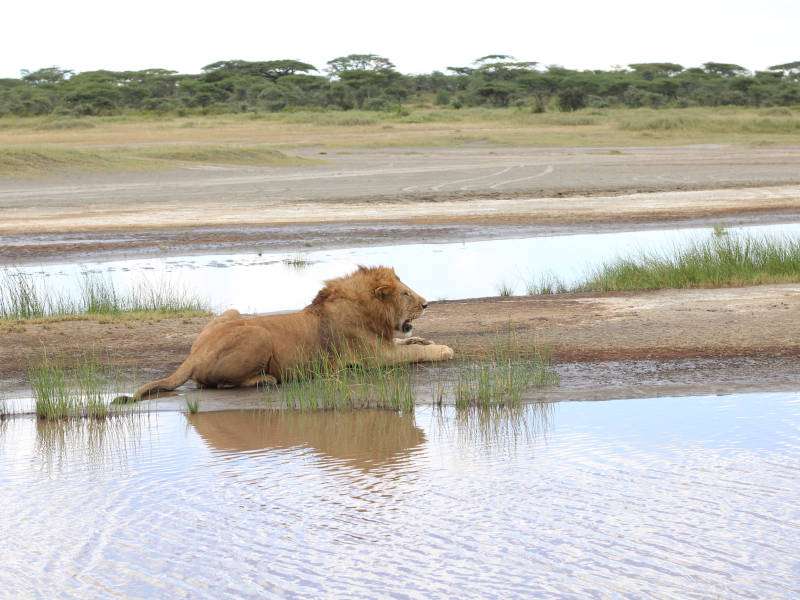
193, 325, 276, 389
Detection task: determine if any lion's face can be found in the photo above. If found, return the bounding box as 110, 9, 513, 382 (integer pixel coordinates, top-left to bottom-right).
392, 280, 428, 338
314, 266, 429, 340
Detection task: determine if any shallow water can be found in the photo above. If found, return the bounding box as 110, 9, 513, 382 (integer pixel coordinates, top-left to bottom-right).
2, 392, 799, 598
14, 221, 800, 314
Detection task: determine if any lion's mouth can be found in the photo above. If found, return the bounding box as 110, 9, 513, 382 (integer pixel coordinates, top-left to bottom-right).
401, 319, 413, 333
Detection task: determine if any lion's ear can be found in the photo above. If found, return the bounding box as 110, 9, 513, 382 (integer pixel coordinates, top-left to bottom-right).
374, 284, 394, 299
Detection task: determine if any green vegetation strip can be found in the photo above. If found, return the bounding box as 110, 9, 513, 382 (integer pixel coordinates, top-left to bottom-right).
0, 270, 210, 321
28, 352, 128, 420
3, 58, 800, 118
273, 331, 558, 412
527, 232, 800, 294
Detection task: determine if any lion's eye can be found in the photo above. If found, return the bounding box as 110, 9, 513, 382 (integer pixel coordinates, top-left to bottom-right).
404, 292, 410, 296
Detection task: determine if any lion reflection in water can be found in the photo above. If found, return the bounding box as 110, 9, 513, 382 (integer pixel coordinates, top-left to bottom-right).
118, 266, 454, 401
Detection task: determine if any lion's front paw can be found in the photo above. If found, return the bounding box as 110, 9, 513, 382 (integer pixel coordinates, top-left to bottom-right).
395, 336, 430, 345
435, 345, 454, 360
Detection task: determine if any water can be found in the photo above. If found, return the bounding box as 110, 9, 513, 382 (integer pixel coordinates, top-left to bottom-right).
12, 222, 800, 314
2, 392, 799, 598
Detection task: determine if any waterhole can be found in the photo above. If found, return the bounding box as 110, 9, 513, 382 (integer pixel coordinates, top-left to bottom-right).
12, 221, 800, 314
2, 392, 799, 598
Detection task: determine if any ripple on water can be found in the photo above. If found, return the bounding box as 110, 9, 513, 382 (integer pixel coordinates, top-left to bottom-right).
1, 393, 799, 598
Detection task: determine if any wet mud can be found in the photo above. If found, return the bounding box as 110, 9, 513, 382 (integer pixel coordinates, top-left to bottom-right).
2, 145, 800, 402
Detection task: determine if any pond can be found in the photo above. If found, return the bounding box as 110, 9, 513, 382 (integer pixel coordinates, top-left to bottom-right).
12, 221, 800, 314
2, 392, 799, 598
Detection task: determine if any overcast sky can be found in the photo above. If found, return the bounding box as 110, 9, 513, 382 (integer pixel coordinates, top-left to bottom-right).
2, 0, 798, 79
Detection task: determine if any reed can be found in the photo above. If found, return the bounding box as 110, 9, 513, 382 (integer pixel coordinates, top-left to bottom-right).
0, 270, 209, 321
276, 346, 415, 412
185, 394, 200, 414
575, 232, 800, 291
449, 330, 559, 408
524, 232, 800, 294
27, 351, 126, 420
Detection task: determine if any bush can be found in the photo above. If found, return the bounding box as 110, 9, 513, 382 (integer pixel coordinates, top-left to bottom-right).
556, 88, 586, 111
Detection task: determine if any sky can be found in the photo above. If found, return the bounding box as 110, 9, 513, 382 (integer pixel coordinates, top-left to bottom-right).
2, 0, 799, 79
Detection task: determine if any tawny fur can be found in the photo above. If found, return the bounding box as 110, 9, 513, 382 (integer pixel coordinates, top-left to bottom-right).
119, 266, 454, 401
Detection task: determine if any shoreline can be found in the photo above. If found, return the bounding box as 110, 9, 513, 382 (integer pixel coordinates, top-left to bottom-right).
3, 285, 799, 407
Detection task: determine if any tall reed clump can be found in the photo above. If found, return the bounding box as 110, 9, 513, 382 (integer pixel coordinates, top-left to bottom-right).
277, 347, 416, 412
27, 352, 126, 420
0, 270, 209, 320
575, 233, 800, 292
450, 329, 558, 408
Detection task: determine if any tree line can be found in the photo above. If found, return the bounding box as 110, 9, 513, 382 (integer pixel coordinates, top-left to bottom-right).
2, 54, 799, 117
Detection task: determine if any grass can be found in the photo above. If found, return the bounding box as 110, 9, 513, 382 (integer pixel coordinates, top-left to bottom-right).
0, 270, 210, 322
185, 394, 200, 414
282, 253, 311, 269
496, 281, 515, 296
273, 331, 558, 412
1, 106, 799, 177
276, 347, 416, 412
448, 330, 559, 408
524, 232, 800, 294
27, 351, 128, 420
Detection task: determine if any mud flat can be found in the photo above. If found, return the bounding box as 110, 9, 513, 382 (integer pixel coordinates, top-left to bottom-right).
2, 144, 800, 263
2, 144, 800, 400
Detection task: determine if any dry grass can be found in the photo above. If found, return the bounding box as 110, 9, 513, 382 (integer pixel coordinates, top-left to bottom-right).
1, 107, 798, 177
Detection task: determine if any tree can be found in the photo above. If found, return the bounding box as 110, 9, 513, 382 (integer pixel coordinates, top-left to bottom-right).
326, 54, 396, 78
628, 63, 684, 81
202, 59, 317, 83
768, 61, 800, 81
556, 88, 586, 111
20, 66, 73, 84
702, 62, 750, 78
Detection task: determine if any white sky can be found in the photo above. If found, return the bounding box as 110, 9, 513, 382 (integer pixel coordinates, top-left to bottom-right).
2, 0, 798, 79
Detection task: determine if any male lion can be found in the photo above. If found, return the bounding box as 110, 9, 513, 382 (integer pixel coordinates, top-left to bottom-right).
118, 266, 454, 401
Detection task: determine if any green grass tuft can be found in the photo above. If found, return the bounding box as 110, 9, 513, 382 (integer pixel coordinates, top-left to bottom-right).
0, 270, 210, 321
576, 233, 800, 292
276, 347, 415, 412
523, 232, 800, 294
449, 330, 559, 408
185, 394, 200, 414
28, 351, 127, 420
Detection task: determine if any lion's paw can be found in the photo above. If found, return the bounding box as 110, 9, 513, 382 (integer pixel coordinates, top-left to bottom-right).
396, 336, 430, 345
438, 345, 455, 360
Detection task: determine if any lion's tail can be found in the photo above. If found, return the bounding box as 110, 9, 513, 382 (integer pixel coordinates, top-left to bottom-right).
114, 359, 194, 403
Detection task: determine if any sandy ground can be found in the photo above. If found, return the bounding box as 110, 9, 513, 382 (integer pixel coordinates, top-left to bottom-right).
2, 144, 800, 403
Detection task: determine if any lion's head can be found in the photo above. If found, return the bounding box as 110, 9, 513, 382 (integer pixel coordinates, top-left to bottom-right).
310, 265, 428, 339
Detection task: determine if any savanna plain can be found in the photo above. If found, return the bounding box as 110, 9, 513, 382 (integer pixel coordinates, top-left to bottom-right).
2, 106, 800, 599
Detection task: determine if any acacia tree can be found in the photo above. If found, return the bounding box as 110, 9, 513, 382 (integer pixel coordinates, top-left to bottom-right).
325, 54, 396, 78
202, 60, 317, 82
768, 61, 800, 80
20, 66, 73, 84
702, 62, 750, 78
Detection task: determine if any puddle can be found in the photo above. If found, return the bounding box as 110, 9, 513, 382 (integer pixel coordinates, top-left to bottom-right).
2, 392, 799, 598
8, 222, 800, 314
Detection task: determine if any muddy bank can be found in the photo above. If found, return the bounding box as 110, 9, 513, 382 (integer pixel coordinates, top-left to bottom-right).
2, 144, 800, 263
3, 284, 799, 402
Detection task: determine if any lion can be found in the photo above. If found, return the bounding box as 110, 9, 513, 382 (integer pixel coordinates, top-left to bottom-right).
117, 266, 454, 401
